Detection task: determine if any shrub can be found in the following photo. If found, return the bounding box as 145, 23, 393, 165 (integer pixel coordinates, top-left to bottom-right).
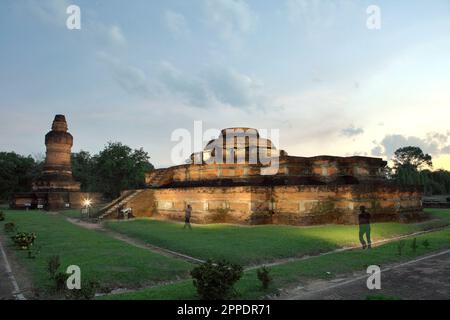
190, 260, 243, 300
397, 241, 405, 256
27, 246, 41, 259
46, 255, 68, 292
66, 280, 99, 300
54, 272, 69, 292
410, 238, 418, 253
446, 197, 450, 203
209, 208, 231, 223
0, 211, 4, 221
47, 255, 61, 279
4, 222, 16, 232
256, 266, 272, 290
11, 232, 36, 250
422, 239, 430, 249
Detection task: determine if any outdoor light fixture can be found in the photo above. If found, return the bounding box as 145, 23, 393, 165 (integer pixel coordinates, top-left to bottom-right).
83, 199, 92, 207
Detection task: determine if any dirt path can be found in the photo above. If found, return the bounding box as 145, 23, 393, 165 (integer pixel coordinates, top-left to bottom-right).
277, 250, 450, 300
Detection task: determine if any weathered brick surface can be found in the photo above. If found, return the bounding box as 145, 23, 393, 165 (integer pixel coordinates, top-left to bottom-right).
11, 115, 102, 210
124, 184, 424, 226
139, 128, 424, 226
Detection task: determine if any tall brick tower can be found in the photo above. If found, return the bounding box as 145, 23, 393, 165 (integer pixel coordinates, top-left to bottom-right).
11, 115, 101, 211
32, 115, 80, 209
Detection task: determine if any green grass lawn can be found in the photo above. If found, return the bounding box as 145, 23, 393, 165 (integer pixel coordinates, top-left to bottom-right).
0, 210, 193, 295
2, 208, 449, 300
58, 207, 104, 219
104, 209, 450, 266
100, 226, 450, 300
56, 209, 83, 219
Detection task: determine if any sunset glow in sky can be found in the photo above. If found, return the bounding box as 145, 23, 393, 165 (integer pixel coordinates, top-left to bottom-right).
1, 0, 450, 169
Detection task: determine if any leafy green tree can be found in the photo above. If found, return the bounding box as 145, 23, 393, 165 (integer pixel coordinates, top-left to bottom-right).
92, 142, 153, 198
0, 152, 41, 200
393, 147, 450, 195
393, 146, 432, 171
71, 151, 94, 192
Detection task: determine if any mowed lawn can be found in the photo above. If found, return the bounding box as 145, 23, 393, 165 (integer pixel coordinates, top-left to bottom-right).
0, 210, 193, 294
101, 225, 450, 300
105, 209, 450, 266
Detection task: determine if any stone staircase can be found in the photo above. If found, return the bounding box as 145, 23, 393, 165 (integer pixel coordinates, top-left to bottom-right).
97, 189, 145, 220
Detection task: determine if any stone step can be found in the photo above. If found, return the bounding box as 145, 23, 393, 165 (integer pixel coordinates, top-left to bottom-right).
99, 189, 144, 220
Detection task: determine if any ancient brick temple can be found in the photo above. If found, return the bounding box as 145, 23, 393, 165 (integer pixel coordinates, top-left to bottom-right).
11, 115, 101, 210
107, 127, 425, 225
33, 114, 81, 193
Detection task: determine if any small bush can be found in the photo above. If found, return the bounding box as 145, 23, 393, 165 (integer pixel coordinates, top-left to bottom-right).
257, 266, 272, 290
397, 241, 405, 256
66, 280, 99, 300
46, 255, 95, 297
422, 239, 430, 249
27, 246, 41, 259
0, 211, 4, 221
410, 238, 418, 253
46, 255, 68, 293
209, 208, 231, 223
191, 260, 243, 300
446, 197, 450, 203
4, 222, 16, 232
47, 255, 61, 279
54, 272, 69, 292
11, 232, 36, 250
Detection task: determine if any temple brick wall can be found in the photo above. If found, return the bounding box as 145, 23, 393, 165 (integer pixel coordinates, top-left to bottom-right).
123, 184, 424, 226
146, 156, 386, 187
92, 127, 425, 225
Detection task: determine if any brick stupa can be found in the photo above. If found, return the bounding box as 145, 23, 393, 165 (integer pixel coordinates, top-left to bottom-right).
33, 115, 81, 192
11, 115, 101, 211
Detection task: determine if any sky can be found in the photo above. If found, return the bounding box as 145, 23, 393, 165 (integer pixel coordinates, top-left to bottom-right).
1, 0, 450, 169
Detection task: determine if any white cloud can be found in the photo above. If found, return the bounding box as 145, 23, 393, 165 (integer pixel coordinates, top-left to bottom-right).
285, 0, 355, 34
205, 67, 265, 108
25, 0, 70, 26
157, 62, 268, 109
97, 57, 268, 109
341, 125, 364, 137
107, 25, 127, 46
164, 10, 190, 37
25, 0, 127, 48
97, 52, 153, 98
204, 0, 257, 42
371, 132, 450, 159
441, 145, 450, 154
158, 62, 210, 107
286, 0, 336, 26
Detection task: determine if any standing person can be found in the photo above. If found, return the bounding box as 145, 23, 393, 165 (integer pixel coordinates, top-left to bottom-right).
358, 206, 372, 249
184, 204, 192, 230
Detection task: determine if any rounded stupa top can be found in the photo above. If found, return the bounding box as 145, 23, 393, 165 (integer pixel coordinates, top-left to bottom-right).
45, 114, 73, 146
205, 127, 276, 151
51, 114, 68, 132
220, 127, 259, 137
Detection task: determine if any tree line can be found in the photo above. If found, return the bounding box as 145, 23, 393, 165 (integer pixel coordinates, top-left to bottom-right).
0, 142, 153, 201
392, 146, 450, 196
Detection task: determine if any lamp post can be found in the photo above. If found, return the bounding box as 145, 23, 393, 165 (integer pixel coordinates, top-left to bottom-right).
83, 199, 92, 219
